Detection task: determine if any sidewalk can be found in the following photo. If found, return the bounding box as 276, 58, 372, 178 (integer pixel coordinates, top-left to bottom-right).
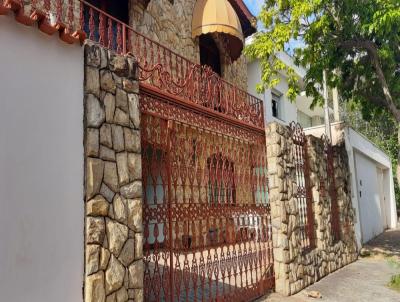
363, 229, 400, 259
259, 229, 400, 302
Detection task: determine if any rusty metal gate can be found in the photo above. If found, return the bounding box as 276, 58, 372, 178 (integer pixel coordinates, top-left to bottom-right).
140, 93, 274, 302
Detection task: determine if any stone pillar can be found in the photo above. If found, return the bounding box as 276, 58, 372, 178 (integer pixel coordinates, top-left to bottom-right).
266, 122, 358, 296
83, 41, 143, 302
266, 122, 296, 295
334, 145, 358, 255
307, 136, 330, 250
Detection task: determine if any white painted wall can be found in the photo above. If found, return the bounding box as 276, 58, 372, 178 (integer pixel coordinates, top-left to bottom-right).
354, 151, 385, 243
0, 16, 84, 302
247, 53, 325, 127
346, 128, 397, 245
247, 59, 297, 125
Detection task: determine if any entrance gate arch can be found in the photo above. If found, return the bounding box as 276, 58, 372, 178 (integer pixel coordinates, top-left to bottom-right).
140, 92, 274, 302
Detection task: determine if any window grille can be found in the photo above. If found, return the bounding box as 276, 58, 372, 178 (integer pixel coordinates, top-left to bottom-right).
290, 122, 315, 251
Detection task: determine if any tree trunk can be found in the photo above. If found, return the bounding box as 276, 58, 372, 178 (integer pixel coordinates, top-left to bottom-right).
397, 127, 400, 192
341, 39, 400, 191
341, 39, 400, 121
365, 41, 400, 193
359, 40, 400, 193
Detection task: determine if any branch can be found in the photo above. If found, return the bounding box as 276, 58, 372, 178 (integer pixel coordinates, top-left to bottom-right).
340, 39, 400, 122
342, 74, 386, 108
359, 90, 387, 108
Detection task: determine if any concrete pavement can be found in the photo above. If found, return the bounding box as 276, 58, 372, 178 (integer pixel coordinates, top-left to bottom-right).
259, 229, 400, 302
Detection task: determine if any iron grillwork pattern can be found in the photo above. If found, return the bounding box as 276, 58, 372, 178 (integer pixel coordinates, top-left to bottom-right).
321, 135, 340, 242
289, 122, 315, 251
141, 109, 274, 302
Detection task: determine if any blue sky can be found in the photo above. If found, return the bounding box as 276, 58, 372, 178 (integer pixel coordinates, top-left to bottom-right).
243, 0, 305, 54
243, 0, 263, 16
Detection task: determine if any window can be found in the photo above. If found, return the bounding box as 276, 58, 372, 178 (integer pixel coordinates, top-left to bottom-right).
206, 153, 236, 245
297, 110, 312, 128
143, 146, 167, 249
207, 154, 236, 205
311, 116, 324, 127
271, 92, 281, 119
199, 34, 222, 75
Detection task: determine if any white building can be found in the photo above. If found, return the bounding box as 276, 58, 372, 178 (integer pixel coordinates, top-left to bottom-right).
247, 53, 398, 249
247, 51, 329, 128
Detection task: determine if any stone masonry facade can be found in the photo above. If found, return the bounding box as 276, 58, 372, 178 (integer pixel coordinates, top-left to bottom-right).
84, 42, 143, 302
266, 122, 358, 296
129, 0, 248, 90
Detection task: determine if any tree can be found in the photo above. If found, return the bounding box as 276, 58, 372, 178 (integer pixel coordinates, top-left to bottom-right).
245, 0, 400, 184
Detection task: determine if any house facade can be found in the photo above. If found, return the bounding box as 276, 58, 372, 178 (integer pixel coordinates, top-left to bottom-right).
0, 1, 361, 301
247, 52, 397, 251
247, 52, 333, 128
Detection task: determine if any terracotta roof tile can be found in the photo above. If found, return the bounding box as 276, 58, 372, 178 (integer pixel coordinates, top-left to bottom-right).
0, 0, 84, 45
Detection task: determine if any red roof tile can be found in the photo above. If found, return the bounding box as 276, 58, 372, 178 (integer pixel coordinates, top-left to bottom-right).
0, 0, 84, 45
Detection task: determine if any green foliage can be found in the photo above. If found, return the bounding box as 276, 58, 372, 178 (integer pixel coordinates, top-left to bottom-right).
387, 257, 400, 292
245, 0, 400, 115
389, 274, 400, 292
344, 102, 400, 208
246, 0, 400, 204
387, 257, 400, 269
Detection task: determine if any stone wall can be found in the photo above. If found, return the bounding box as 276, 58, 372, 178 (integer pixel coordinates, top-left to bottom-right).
129, 0, 248, 90
266, 122, 358, 296
84, 41, 143, 302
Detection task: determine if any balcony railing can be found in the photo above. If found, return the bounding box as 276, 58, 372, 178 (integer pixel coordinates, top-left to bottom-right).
1, 0, 265, 130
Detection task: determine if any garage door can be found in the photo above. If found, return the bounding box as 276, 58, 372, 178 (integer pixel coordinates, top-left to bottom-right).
355, 152, 386, 243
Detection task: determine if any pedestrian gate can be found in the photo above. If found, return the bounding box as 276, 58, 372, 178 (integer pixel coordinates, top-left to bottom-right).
140, 92, 274, 302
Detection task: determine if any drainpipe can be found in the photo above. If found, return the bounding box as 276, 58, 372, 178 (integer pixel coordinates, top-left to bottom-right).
323, 70, 332, 141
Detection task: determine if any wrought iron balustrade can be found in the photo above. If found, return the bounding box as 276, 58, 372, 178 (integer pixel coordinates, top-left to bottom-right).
0, 0, 265, 130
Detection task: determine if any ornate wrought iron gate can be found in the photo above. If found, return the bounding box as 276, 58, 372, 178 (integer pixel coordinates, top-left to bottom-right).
140, 93, 274, 302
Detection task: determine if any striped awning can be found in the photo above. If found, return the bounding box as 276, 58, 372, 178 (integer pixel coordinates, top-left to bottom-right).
192, 0, 244, 60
